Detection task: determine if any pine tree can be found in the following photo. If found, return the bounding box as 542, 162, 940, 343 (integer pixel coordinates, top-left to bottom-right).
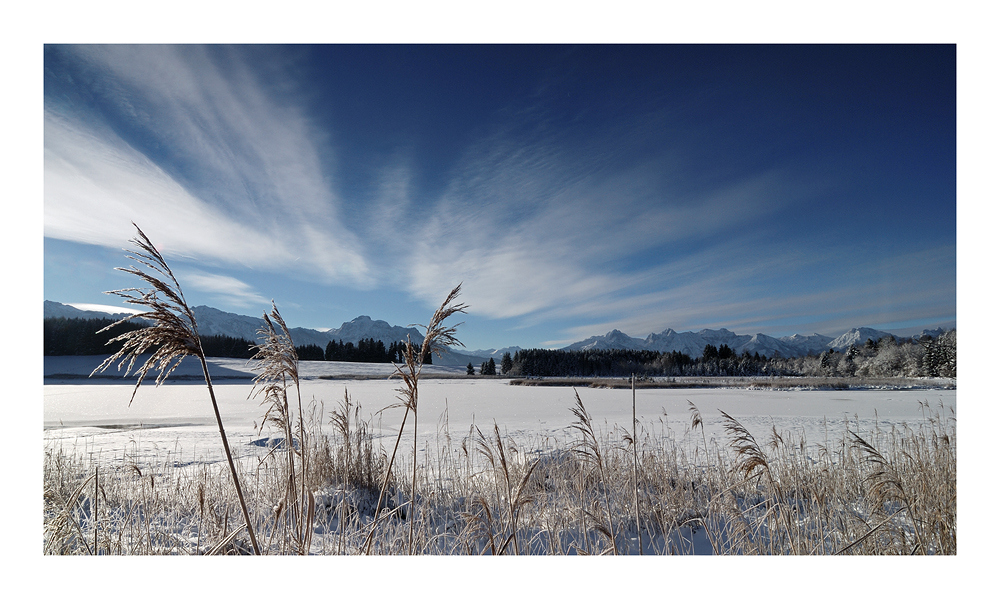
467, 362, 475, 375
821, 349, 834, 370
922, 339, 943, 377
500, 352, 513, 375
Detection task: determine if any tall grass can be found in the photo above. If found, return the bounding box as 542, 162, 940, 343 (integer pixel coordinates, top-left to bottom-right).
362, 284, 466, 555
569, 390, 618, 554
249, 303, 315, 554
472, 423, 540, 554
46, 225, 955, 555
43, 392, 956, 555
89, 223, 261, 554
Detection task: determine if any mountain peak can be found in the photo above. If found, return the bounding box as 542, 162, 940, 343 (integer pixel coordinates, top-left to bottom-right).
44, 300, 140, 321
562, 324, 907, 359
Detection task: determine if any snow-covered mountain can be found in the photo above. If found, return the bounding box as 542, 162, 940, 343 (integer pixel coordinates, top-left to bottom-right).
463, 346, 524, 360
188, 305, 272, 342
45, 301, 426, 349
642, 328, 753, 356
826, 327, 895, 352
191, 309, 481, 366
44, 301, 477, 366
914, 327, 948, 339
563, 329, 645, 352
44, 300, 951, 364
560, 325, 935, 359
327, 315, 422, 347
192, 306, 425, 351
43, 300, 137, 322
776, 333, 835, 356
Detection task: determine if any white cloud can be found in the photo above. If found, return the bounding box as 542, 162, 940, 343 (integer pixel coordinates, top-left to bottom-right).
45, 111, 289, 265
45, 46, 808, 331
45, 46, 373, 287
399, 125, 803, 328
547, 243, 957, 341
43, 45, 953, 348
182, 271, 272, 310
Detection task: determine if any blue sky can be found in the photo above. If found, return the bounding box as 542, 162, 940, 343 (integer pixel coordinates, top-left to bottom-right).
43, 44, 956, 350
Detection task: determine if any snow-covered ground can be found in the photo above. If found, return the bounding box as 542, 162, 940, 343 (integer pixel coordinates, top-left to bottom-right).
39, 353, 972, 588
44, 354, 469, 380
44, 356, 956, 472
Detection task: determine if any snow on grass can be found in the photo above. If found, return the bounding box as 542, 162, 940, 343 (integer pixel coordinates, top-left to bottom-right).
43, 356, 957, 558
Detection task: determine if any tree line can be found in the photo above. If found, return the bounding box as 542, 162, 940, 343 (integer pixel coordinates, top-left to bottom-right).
44, 317, 428, 364
45, 317, 259, 359
319, 338, 424, 363
45, 317, 148, 356
45, 317, 956, 378
502, 331, 956, 379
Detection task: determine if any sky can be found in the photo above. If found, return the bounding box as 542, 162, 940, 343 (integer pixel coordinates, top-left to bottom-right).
43, 44, 956, 351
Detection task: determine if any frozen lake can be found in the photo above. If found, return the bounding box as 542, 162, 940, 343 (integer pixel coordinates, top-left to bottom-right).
44, 356, 956, 471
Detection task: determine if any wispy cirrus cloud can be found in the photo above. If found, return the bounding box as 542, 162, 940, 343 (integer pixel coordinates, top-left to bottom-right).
44, 45, 954, 349
400, 121, 805, 329
44, 45, 372, 287
40, 45, 823, 336
397, 97, 953, 344
546, 243, 957, 344
45, 112, 292, 267
402, 124, 952, 343
181, 271, 272, 310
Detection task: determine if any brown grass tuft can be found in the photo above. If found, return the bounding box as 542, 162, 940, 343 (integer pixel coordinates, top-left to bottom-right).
89, 223, 261, 555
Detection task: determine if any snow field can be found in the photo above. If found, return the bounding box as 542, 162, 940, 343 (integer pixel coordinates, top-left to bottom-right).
44, 373, 955, 467
44, 367, 956, 555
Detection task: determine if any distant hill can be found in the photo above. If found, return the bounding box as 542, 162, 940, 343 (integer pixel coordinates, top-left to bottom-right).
43, 300, 137, 322
462, 346, 524, 360
562, 325, 948, 359
44, 300, 950, 363
44, 301, 478, 366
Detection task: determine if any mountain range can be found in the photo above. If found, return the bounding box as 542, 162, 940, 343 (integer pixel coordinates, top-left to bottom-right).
44, 300, 476, 366
44, 300, 948, 364
561, 326, 946, 358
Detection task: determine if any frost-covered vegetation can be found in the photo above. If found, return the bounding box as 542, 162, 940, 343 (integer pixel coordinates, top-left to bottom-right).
504, 331, 956, 379
42, 225, 957, 555
43, 391, 956, 555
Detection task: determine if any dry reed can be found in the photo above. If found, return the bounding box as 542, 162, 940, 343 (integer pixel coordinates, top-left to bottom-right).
89, 223, 261, 554
362, 284, 466, 555
44, 395, 956, 555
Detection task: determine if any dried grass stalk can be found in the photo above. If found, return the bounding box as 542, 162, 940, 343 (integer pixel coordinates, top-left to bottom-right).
569, 390, 618, 555
474, 423, 539, 555
363, 284, 466, 555
719, 410, 793, 553
250, 302, 313, 553
90, 223, 261, 555
849, 430, 926, 553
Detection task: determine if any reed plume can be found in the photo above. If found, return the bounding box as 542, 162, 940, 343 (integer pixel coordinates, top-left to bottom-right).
90, 223, 261, 555
719, 410, 793, 553
250, 302, 314, 554
847, 430, 926, 554
569, 390, 618, 555
474, 422, 539, 554
363, 283, 466, 554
